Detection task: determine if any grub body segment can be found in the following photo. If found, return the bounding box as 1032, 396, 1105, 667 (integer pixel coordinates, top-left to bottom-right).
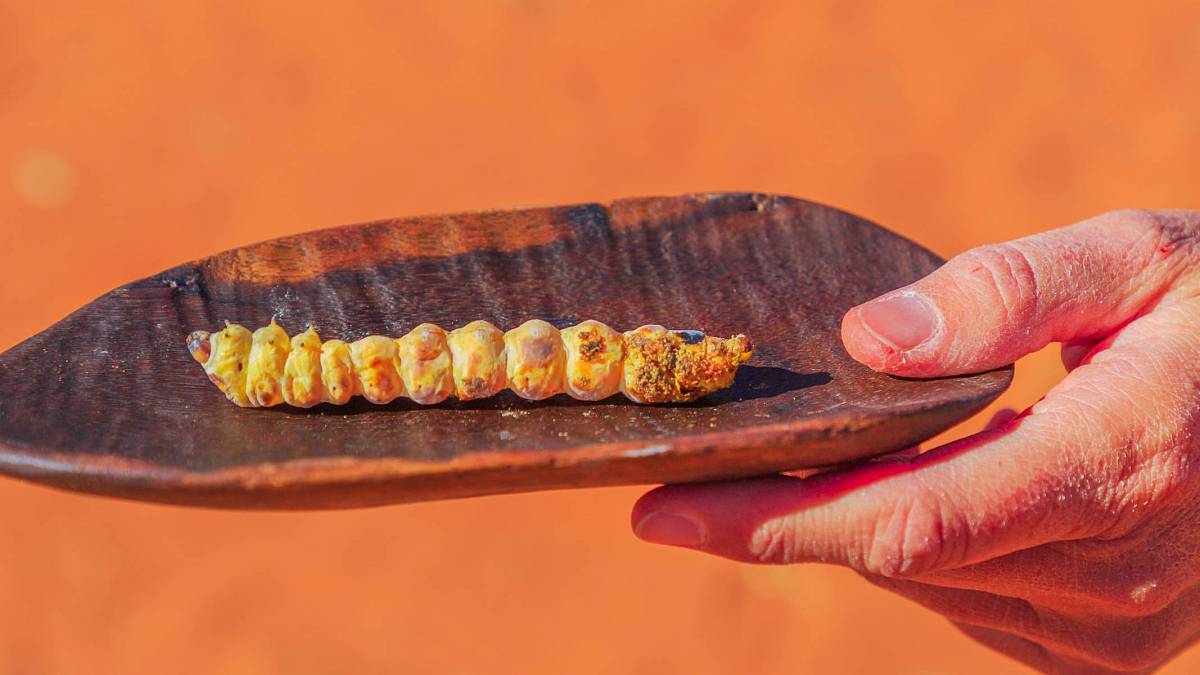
281, 327, 324, 407
504, 319, 566, 400
349, 335, 405, 405
244, 322, 290, 408
447, 320, 508, 400
319, 339, 355, 405
561, 320, 623, 400
396, 323, 455, 405
197, 323, 252, 407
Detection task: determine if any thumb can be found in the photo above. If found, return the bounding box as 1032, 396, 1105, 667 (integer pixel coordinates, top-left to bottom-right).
631, 297, 1200, 574
841, 209, 1191, 376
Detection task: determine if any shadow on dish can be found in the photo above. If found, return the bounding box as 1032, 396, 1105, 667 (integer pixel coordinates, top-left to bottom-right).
263, 365, 830, 415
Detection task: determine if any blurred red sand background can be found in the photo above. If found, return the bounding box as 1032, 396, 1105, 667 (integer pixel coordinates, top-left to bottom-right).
2, 3, 1198, 673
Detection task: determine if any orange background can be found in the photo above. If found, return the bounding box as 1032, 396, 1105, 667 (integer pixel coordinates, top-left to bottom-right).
2, 2, 1198, 673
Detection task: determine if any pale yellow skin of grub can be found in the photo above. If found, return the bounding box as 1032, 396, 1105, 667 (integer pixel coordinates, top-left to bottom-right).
349, 335, 406, 405
204, 323, 253, 406
446, 320, 508, 400
503, 319, 567, 401
280, 327, 324, 408
319, 339, 356, 405
244, 322, 290, 407
560, 319, 623, 401
396, 323, 455, 405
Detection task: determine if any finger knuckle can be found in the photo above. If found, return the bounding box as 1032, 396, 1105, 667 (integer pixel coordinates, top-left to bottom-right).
1074, 520, 1196, 620
1101, 207, 1164, 234
1101, 580, 1178, 619
1062, 553, 1183, 617
955, 243, 1040, 326
749, 515, 801, 565
1093, 439, 1196, 540
863, 493, 964, 578
1101, 208, 1199, 269
1085, 626, 1174, 672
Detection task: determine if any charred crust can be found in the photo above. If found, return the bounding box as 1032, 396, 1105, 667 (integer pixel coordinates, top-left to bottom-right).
727, 334, 753, 361
578, 328, 606, 362
627, 334, 680, 403
625, 332, 752, 403
461, 376, 489, 399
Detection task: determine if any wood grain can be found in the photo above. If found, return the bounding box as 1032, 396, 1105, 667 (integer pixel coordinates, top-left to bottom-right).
0, 193, 1011, 509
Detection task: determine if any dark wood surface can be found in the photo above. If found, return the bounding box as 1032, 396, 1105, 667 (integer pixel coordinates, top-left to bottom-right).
0, 193, 1012, 509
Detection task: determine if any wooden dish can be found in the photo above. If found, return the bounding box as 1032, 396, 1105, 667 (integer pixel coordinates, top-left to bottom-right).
0, 193, 1011, 509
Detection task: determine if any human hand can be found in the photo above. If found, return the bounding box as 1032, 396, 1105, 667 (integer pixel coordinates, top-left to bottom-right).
631, 209, 1200, 673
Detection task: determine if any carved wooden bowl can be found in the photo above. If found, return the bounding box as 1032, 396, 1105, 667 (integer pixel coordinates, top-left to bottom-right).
0, 193, 1011, 509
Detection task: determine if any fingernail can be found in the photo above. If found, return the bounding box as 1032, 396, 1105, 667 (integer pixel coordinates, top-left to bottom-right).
634, 511, 706, 547
857, 293, 938, 350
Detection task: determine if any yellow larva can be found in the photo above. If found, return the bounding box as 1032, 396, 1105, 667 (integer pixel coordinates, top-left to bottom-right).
186, 319, 752, 407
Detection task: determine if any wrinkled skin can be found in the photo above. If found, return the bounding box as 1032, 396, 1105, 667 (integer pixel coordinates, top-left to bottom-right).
632, 209, 1200, 673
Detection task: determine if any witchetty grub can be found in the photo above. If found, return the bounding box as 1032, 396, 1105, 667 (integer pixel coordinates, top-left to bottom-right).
187, 319, 752, 408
